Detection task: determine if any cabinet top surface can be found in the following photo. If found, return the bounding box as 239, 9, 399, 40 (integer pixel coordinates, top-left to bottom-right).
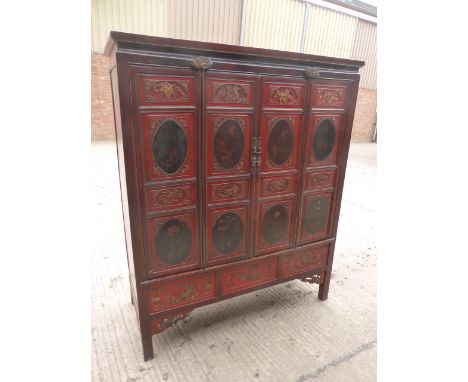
105, 31, 365, 71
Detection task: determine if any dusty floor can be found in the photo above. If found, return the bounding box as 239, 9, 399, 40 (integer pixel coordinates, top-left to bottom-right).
92, 142, 376, 382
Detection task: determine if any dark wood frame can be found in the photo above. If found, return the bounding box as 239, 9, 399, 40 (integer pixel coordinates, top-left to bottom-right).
105, 31, 364, 361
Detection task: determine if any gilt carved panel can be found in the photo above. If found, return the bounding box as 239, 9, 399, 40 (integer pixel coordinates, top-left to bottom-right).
139, 76, 194, 106
146, 184, 196, 212
208, 180, 249, 204
312, 85, 347, 109
207, 79, 254, 107
260, 175, 295, 197
264, 82, 304, 108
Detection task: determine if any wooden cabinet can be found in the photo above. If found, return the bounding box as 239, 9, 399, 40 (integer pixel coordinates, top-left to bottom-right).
105, 31, 364, 361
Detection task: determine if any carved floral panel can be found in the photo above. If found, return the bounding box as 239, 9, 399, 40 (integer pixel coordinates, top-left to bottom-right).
207, 79, 254, 106
146, 184, 196, 212
306, 170, 336, 191
312, 86, 347, 108
260, 175, 295, 197
146, 272, 215, 313
264, 82, 304, 108
208, 180, 249, 204
218, 258, 277, 295
139, 76, 194, 106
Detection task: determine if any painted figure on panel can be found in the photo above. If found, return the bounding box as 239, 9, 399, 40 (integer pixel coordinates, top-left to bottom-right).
304, 197, 329, 234
155, 219, 192, 265
212, 212, 244, 254
214, 119, 245, 169
152, 120, 187, 174
262, 205, 288, 244
268, 119, 294, 166
313, 119, 336, 161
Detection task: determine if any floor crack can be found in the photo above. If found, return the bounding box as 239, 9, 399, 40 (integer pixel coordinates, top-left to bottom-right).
296, 339, 377, 381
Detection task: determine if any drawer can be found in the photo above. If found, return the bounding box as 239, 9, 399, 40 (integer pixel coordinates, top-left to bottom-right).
279, 245, 328, 277
218, 257, 277, 295
146, 272, 216, 314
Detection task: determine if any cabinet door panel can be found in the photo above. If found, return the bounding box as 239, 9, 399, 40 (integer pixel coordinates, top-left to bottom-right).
143, 112, 196, 182
147, 211, 200, 276
256, 199, 294, 254
138, 75, 195, 106
206, 205, 249, 266
260, 113, 300, 173
207, 113, 252, 176
307, 114, 342, 168
298, 191, 333, 244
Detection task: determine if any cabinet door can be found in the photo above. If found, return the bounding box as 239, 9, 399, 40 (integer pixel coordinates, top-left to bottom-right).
297, 78, 351, 246
255, 77, 307, 255
130, 65, 202, 278
204, 72, 258, 266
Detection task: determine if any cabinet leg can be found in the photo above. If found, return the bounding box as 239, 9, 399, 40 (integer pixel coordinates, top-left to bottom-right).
141, 322, 154, 361
318, 272, 330, 301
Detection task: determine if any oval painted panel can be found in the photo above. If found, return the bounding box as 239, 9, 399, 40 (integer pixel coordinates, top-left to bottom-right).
268, 119, 294, 166
262, 204, 289, 244
152, 119, 187, 174
313, 119, 336, 161
155, 219, 192, 265
214, 119, 245, 169
303, 197, 329, 235
212, 212, 244, 255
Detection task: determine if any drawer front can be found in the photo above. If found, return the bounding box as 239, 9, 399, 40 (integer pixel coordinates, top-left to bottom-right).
146, 184, 196, 212
218, 257, 277, 295
279, 245, 328, 277
146, 272, 216, 314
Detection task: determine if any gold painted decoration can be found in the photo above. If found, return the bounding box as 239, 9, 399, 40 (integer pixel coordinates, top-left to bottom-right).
316, 88, 346, 107
212, 82, 249, 104
269, 87, 299, 105
144, 80, 190, 103
265, 178, 290, 194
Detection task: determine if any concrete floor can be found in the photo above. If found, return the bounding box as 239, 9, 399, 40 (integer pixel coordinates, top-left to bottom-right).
92, 142, 376, 382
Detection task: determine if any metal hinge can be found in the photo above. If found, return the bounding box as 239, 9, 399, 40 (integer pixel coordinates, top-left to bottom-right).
251, 137, 262, 173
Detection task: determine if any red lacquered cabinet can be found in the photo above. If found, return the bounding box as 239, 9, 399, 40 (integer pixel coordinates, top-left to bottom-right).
105, 31, 364, 361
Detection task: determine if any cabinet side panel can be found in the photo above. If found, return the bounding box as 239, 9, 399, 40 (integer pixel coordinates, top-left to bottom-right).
111, 65, 139, 310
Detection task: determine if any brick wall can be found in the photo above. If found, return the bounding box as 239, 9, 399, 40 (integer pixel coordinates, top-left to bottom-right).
351, 88, 377, 142
91, 53, 377, 142
92, 53, 115, 140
